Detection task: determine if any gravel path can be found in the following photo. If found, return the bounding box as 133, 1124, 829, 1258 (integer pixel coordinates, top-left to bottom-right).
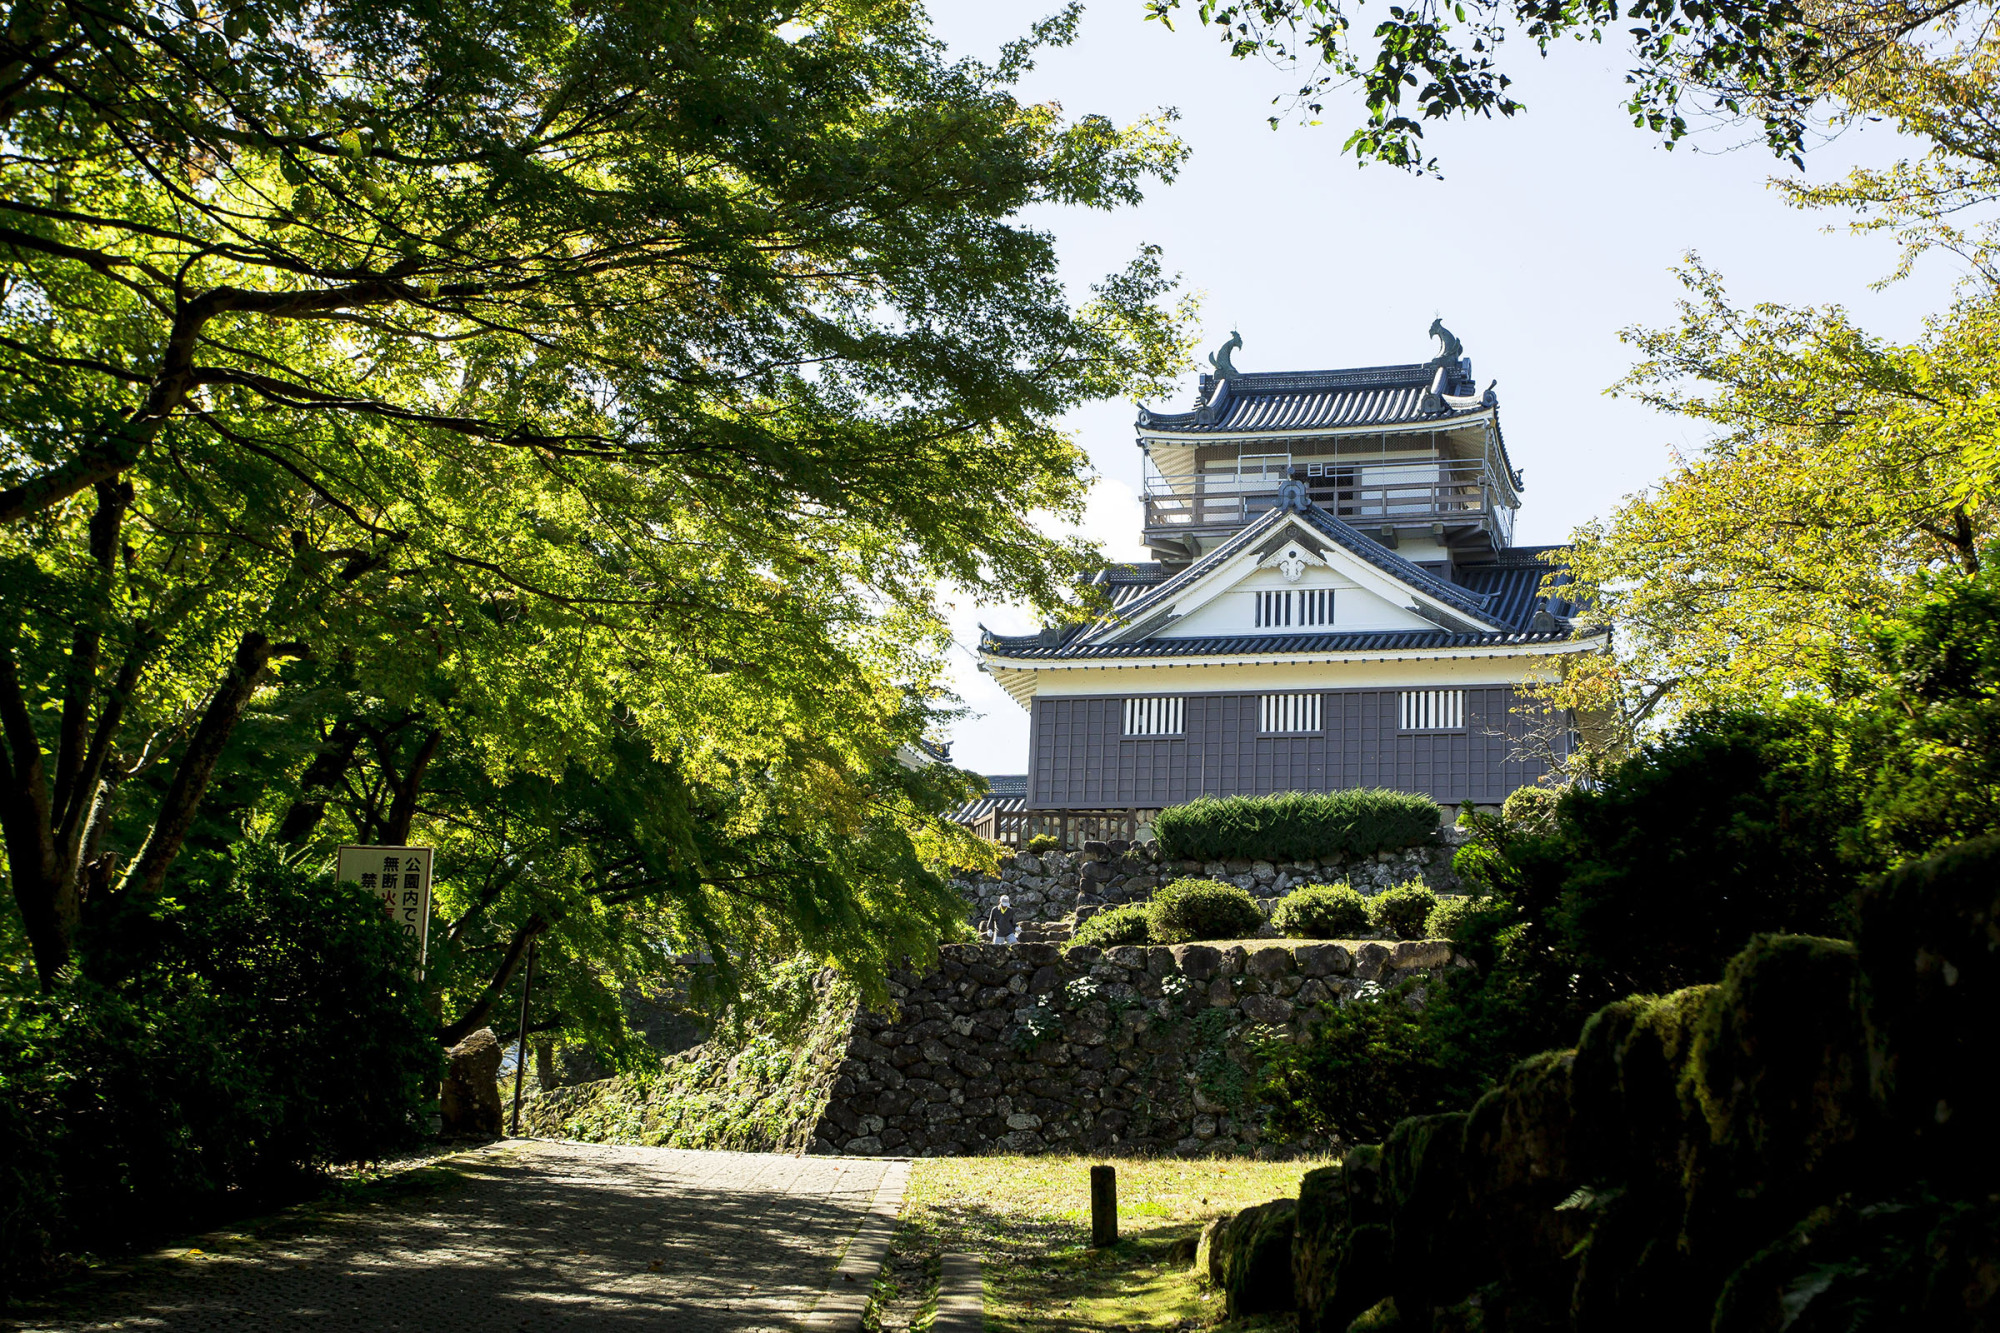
7, 1142, 896, 1333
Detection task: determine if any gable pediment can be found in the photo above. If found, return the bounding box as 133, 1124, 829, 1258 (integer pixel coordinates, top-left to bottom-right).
1090, 505, 1503, 645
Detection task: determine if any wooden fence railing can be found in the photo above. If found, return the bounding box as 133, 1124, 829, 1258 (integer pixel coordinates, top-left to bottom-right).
970, 809, 1026, 848
963, 808, 1163, 851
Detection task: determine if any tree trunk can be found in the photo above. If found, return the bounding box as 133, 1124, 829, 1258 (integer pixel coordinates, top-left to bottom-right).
382, 727, 441, 845
0, 651, 71, 989
0, 483, 130, 988
120, 630, 277, 900
438, 916, 547, 1047
275, 719, 364, 846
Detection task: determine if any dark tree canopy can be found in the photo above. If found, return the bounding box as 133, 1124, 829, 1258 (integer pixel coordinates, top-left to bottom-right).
0, 0, 1192, 1012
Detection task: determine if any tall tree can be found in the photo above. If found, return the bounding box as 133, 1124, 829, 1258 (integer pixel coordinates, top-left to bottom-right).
0, 0, 1194, 987
1543, 261, 2000, 743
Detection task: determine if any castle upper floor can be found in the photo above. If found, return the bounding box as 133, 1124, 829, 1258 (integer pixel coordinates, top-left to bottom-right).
1133, 326, 1522, 571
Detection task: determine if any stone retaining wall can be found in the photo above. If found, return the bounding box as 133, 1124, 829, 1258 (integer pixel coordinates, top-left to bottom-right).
955, 835, 1465, 943
809, 937, 1460, 1159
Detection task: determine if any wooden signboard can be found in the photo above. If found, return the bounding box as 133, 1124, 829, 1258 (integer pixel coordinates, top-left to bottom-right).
338, 845, 434, 968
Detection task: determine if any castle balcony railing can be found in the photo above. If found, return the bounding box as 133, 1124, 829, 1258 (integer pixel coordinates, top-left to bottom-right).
1142, 458, 1515, 549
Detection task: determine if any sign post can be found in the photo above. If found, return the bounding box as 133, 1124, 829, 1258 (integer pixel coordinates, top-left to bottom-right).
337, 845, 435, 970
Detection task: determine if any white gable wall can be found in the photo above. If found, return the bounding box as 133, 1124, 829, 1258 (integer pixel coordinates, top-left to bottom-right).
1158, 565, 1432, 637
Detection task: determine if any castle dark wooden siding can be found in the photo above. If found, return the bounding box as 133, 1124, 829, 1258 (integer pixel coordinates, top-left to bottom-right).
1027, 687, 1560, 808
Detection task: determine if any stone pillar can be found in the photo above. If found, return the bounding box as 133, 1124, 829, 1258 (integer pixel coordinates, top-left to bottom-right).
441, 1027, 505, 1138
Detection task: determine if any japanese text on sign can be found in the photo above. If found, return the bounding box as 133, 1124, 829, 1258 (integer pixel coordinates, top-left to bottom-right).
337, 845, 433, 967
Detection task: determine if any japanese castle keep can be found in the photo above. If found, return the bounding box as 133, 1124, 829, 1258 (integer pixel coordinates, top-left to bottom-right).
970, 324, 1607, 842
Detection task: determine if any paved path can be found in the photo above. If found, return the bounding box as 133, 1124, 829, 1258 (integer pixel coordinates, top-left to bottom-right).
8, 1142, 898, 1333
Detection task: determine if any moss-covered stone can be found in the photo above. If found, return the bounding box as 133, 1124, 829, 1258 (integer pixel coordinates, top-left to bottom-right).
1455, 1050, 1589, 1312
1571, 986, 1713, 1188
1384, 1110, 1471, 1319
1854, 835, 2000, 1186
1208, 1197, 1300, 1316
1197, 1214, 1226, 1285
1711, 1193, 2000, 1332
1349, 1296, 1403, 1331
1681, 935, 1868, 1264
1296, 1156, 1394, 1333
1569, 988, 1718, 1332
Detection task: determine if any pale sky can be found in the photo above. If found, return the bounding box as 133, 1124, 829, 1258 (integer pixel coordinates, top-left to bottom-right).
926, 0, 1961, 777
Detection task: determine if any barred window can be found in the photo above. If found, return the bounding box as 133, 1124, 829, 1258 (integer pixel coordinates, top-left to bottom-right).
1297, 588, 1334, 626
1255, 590, 1291, 628
1260, 692, 1323, 734
1123, 696, 1185, 737
1400, 689, 1465, 732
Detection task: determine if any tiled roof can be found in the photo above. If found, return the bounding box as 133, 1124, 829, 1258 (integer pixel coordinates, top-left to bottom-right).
950, 775, 1028, 824
1089, 562, 1170, 610
1137, 364, 1487, 435
1453, 550, 1584, 629
981, 628, 1585, 661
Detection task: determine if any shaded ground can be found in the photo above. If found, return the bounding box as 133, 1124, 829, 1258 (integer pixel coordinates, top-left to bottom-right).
6, 1142, 892, 1333
866, 1155, 1326, 1333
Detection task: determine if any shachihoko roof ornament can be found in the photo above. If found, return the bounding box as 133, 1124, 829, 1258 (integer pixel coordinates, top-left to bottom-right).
1428, 318, 1463, 366
1207, 329, 1244, 381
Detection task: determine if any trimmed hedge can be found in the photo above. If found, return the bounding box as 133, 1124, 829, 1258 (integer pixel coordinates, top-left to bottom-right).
1072, 902, 1154, 949
1154, 790, 1440, 863
1148, 878, 1265, 944
1367, 883, 1439, 940
1270, 885, 1371, 938
1424, 894, 1487, 941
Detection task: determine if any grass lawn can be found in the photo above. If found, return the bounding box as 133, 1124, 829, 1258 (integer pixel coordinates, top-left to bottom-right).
865, 1154, 1330, 1333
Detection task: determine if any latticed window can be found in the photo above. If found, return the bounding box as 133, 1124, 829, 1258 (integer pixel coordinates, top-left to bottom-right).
1254, 590, 1291, 628
1400, 689, 1465, 732
1297, 588, 1334, 625
1123, 696, 1185, 737
1259, 692, 1323, 735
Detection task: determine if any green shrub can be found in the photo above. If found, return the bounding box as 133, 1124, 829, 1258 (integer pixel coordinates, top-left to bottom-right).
1259, 979, 1461, 1140
1500, 784, 1560, 834
1072, 902, 1153, 948
1024, 834, 1060, 854
1154, 789, 1439, 862
1, 845, 434, 1294
1270, 885, 1370, 938
1367, 883, 1439, 940
1424, 894, 1492, 941
1147, 878, 1265, 944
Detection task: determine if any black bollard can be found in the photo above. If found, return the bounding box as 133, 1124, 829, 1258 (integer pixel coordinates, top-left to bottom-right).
1090, 1164, 1117, 1248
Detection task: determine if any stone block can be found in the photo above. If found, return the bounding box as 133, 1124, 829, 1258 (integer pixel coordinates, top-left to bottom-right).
1392, 940, 1453, 972
1175, 944, 1222, 980
1248, 946, 1294, 979
845, 1136, 884, 1154
1354, 943, 1393, 981
1240, 994, 1295, 1025
440, 1028, 504, 1138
